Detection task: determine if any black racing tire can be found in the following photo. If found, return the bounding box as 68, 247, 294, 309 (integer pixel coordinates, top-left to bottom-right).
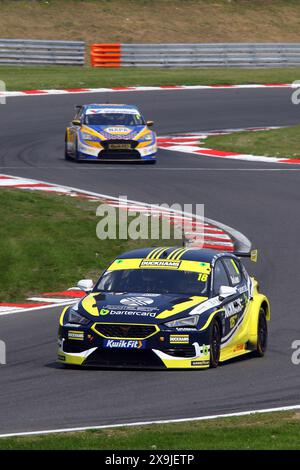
209, 319, 221, 368
74, 138, 80, 162
254, 308, 268, 357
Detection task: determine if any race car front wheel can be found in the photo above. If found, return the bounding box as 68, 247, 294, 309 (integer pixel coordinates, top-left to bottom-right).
209, 319, 221, 368
254, 308, 268, 357
64, 140, 72, 161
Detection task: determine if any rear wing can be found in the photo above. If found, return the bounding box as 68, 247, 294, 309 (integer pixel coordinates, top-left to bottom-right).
234, 249, 258, 263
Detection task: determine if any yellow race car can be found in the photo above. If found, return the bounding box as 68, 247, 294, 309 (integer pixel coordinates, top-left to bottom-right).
58, 247, 270, 369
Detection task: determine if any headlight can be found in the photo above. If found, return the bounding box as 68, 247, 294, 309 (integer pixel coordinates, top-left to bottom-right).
164, 315, 199, 328
81, 132, 99, 142
65, 307, 90, 325
140, 133, 153, 142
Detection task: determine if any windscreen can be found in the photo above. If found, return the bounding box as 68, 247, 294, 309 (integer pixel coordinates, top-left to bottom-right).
95, 269, 210, 296
84, 112, 144, 126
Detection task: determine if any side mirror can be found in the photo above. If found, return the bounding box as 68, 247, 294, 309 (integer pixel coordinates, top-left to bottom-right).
218, 285, 238, 300
72, 119, 81, 126
146, 120, 154, 127
77, 279, 93, 292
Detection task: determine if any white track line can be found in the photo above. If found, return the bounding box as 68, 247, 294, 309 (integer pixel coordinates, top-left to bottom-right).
0, 404, 299, 438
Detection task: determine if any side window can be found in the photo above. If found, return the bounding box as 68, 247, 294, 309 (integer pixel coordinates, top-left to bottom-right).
213, 260, 230, 296
223, 258, 242, 286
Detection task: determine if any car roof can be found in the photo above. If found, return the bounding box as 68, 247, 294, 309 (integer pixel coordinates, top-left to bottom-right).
117, 247, 234, 263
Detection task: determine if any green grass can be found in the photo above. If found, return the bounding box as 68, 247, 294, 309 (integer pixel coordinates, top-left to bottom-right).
0, 189, 175, 302
0, 66, 299, 91
204, 124, 300, 159
1, 412, 300, 450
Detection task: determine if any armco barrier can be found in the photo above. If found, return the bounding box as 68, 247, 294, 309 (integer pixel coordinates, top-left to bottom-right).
0, 39, 85, 65
90, 43, 300, 68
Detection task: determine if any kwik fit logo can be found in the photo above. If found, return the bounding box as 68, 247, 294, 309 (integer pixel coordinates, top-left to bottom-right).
104, 339, 145, 349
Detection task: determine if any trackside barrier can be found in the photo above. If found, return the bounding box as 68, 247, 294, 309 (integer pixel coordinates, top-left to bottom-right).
90, 44, 121, 67
90, 43, 300, 68
0, 39, 85, 65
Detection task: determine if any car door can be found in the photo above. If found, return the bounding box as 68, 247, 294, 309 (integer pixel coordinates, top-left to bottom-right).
222, 257, 249, 343
212, 259, 234, 338
69, 106, 83, 151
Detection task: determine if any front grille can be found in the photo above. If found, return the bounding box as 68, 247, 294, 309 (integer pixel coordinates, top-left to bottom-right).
85, 349, 163, 368
163, 346, 196, 358
93, 323, 157, 339
98, 150, 140, 160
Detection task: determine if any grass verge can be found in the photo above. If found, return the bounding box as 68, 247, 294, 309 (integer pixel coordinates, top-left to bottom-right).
1, 1, 300, 44
0, 189, 174, 302
1, 411, 300, 450
204, 125, 300, 159
0, 66, 299, 91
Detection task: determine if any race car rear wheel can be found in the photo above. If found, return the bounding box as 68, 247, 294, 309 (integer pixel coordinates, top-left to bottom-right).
254, 308, 268, 357
209, 319, 221, 368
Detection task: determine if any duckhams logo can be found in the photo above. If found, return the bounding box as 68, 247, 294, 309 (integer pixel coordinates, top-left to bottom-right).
120, 297, 154, 307
140, 260, 181, 269
104, 339, 145, 349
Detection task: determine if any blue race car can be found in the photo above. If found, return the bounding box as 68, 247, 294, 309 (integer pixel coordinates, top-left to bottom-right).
65, 104, 157, 163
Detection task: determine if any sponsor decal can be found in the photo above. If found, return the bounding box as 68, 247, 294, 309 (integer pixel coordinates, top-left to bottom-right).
238, 285, 248, 294
193, 342, 210, 356
120, 297, 154, 307
191, 360, 209, 366
104, 304, 158, 312
86, 108, 139, 115
100, 308, 110, 316
175, 328, 197, 332
68, 331, 84, 341
58, 354, 66, 361
229, 314, 238, 329
102, 309, 156, 317
170, 335, 189, 344
140, 260, 181, 269
230, 275, 240, 285
104, 126, 131, 135
103, 339, 145, 349
224, 298, 244, 318
233, 343, 245, 352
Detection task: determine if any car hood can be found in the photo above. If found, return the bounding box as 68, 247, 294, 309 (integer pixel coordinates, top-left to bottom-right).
83, 125, 147, 140
75, 292, 208, 325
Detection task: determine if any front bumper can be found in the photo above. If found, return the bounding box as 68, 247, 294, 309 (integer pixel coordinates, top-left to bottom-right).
57, 323, 210, 369
77, 140, 157, 162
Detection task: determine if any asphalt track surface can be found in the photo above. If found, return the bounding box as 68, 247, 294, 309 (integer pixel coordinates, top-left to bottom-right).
0, 88, 300, 434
